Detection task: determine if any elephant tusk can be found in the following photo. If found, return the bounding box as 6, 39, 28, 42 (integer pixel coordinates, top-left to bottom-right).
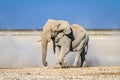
36, 39, 51, 43
37, 39, 41, 42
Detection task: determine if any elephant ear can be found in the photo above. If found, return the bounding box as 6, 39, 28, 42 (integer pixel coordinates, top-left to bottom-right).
43, 19, 55, 32
58, 20, 71, 34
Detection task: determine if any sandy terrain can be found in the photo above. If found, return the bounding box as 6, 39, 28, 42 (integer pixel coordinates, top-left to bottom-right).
0, 66, 120, 80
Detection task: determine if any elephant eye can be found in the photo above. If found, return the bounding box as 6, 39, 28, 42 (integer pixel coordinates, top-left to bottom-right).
48, 30, 51, 33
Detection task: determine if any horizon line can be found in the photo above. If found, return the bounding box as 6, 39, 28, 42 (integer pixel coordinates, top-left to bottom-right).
0, 28, 120, 31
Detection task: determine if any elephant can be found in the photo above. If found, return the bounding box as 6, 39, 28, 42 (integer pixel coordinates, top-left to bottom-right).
54, 24, 89, 67
41, 19, 89, 67
41, 19, 71, 66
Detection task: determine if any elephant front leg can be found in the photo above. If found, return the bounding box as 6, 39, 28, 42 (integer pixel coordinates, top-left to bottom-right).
54, 46, 67, 68
58, 46, 69, 67
54, 46, 61, 68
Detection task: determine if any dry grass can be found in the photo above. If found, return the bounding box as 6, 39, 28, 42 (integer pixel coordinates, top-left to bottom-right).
0, 66, 120, 80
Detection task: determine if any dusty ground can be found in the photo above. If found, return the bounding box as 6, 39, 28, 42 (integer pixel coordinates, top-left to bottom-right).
0, 66, 120, 80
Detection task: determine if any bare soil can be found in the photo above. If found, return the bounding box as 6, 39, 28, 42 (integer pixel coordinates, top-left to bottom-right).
0, 66, 120, 80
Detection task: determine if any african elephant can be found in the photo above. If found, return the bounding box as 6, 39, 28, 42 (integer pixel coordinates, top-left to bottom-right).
41, 19, 89, 67
41, 19, 71, 66
54, 25, 89, 67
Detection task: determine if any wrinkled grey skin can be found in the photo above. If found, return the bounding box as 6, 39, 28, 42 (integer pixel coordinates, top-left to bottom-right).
54, 24, 89, 67
41, 19, 89, 67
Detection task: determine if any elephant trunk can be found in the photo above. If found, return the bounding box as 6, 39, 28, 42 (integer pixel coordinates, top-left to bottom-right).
41, 32, 51, 66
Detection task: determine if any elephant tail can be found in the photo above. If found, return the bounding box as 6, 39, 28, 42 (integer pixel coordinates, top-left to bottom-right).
37, 39, 41, 42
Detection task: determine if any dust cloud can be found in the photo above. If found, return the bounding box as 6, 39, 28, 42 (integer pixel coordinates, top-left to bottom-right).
86, 36, 120, 66
0, 31, 41, 68
0, 31, 120, 68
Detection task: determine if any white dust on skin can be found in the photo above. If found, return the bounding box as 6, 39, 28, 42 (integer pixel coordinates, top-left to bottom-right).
0, 31, 120, 68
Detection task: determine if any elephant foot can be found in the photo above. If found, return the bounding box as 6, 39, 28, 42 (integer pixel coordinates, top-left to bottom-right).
53, 64, 62, 69
58, 59, 67, 67
81, 61, 87, 68
61, 60, 67, 68
71, 64, 77, 68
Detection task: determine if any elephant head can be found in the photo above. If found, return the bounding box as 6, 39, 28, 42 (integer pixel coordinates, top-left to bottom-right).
41, 19, 71, 66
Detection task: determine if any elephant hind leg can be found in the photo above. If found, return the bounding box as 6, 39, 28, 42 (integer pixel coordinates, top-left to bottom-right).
80, 48, 87, 67
71, 50, 83, 68
82, 60, 87, 67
